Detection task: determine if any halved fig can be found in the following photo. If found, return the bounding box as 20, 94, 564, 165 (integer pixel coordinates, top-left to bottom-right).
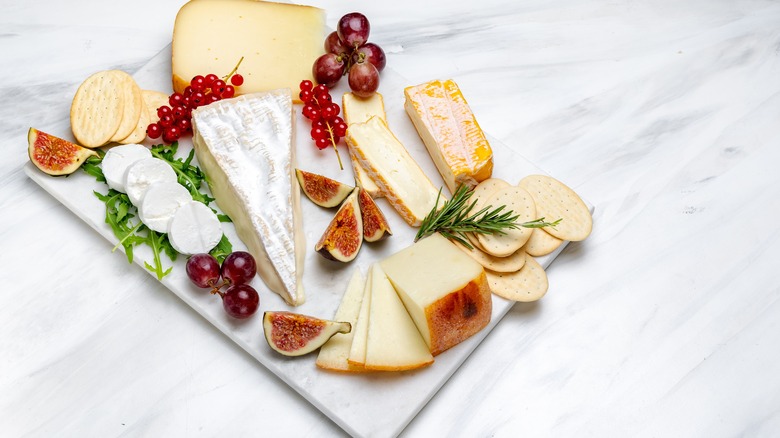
263, 311, 351, 356
296, 168, 354, 208
357, 188, 392, 242
28, 128, 97, 176
315, 189, 363, 262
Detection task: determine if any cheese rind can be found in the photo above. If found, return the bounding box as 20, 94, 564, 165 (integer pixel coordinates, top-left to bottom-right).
345, 116, 440, 227
404, 79, 493, 193
192, 89, 305, 306
365, 264, 434, 371
172, 0, 324, 103
380, 233, 492, 355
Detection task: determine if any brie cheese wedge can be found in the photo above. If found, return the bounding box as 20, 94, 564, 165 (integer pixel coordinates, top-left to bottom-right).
192, 89, 305, 306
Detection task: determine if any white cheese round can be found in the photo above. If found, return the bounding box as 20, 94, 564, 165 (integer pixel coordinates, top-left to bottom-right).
138, 182, 191, 233
124, 157, 177, 205
101, 144, 151, 192
167, 201, 222, 255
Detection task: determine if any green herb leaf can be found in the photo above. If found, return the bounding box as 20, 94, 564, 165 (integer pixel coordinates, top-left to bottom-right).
209, 234, 233, 263
151, 143, 214, 205
82, 151, 106, 182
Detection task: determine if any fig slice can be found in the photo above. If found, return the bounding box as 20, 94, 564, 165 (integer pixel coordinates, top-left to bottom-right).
263, 311, 351, 357
357, 188, 392, 242
296, 168, 354, 208
28, 127, 97, 176
315, 189, 363, 262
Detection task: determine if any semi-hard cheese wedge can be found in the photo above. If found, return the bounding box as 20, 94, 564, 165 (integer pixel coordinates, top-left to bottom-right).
192, 89, 305, 306
316, 269, 366, 372
172, 0, 324, 103
347, 269, 373, 367
342, 92, 386, 198
380, 233, 492, 356
404, 79, 493, 193
365, 264, 434, 371
345, 116, 440, 227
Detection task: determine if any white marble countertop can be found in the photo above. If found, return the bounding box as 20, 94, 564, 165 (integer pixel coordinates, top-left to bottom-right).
3, 0, 780, 436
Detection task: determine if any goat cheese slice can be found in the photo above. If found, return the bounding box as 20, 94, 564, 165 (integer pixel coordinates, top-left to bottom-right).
191, 89, 305, 306
101, 143, 151, 192
138, 181, 192, 233
168, 201, 222, 255
125, 157, 178, 205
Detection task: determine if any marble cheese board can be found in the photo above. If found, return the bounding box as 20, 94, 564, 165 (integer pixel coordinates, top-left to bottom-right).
24, 46, 592, 438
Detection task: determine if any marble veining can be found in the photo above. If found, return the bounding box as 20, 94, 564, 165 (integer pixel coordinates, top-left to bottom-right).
3, 0, 780, 436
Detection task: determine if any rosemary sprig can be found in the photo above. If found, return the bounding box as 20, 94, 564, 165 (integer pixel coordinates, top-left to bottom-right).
415, 184, 562, 249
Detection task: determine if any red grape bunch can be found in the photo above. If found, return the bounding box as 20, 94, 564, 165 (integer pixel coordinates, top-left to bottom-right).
146, 58, 246, 144
312, 12, 386, 97
185, 251, 260, 319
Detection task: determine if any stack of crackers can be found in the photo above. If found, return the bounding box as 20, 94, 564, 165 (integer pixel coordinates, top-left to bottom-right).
70, 70, 169, 148
455, 175, 592, 302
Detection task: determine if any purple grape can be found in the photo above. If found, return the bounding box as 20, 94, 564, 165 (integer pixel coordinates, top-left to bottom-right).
186, 253, 221, 288
337, 12, 370, 48
221, 251, 257, 285
222, 284, 259, 319
348, 61, 380, 97
313, 53, 346, 88
354, 43, 386, 72
324, 31, 349, 56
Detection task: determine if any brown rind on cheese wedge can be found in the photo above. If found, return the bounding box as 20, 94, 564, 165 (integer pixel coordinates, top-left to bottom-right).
404, 79, 493, 194
381, 233, 492, 356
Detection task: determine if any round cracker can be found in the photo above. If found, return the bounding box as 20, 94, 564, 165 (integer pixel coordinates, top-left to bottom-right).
109, 71, 143, 142
453, 240, 526, 273
477, 186, 536, 257
466, 231, 488, 252
142, 89, 170, 117
70, 70, 124, 147
522, 228, 563, 257
118, 95, 150, 144
518, 174, 592, 241
486, 253, 548, 302
470, 178, 510, 211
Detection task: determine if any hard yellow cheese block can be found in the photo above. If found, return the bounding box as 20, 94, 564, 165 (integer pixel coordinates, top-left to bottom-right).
380, 233, 492, 356
172, 0, 324, 103
404, 79, 493, 193
345, 116, 440, 227
316, 269, 365, 372
342, 92, 386, 198
365, 264, 434, 371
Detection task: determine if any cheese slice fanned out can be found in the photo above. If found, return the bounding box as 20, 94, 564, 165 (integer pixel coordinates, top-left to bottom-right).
347, 269, 373, 368
345, 116, 440, 227
404, 79, 493, 193
192, 89, 305, 306
316, 269, 366, 372
342, 92, 386, 198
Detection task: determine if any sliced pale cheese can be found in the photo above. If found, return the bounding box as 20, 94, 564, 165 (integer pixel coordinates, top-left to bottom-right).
138, 181, 191, 233
365, 264, 434, 371
345, 116, 440, 227
380, 233, 492, 356
347, 268, 373, 367
168, 201, 222, 255
404, 79, 493, 193
316, 269, 366, 372
101, 143, 151, 192
172, 0, 324, 103
124, 157, 177, 205
192, 89, 305, 306
342, 92, 386, 198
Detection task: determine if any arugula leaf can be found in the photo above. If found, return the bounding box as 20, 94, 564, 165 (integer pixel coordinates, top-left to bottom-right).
82, 151, 106, 183
143, 229, 174, 280
94, 189, 139, 263
209, 234, 233, 263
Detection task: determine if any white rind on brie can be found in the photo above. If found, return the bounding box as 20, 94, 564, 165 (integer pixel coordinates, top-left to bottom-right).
192, 89, 305, 306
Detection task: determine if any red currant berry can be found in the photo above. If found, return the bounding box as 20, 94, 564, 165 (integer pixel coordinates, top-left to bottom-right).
146, 123, 162, 139
315, 137, 330, 150
321, 105, 336, 121
172, 105, 186, 119
191, 91, 206, 107
169, 93, 184, 107
191, 75, 206, 91
302, 104, 315, 118
299, 89, 313, 103
157, 105, 172, 118
333, 116, 344, 126
314, 84, 329, 94
332, 134, 341, 144
308, 107, 321, 121
316, 93, 332, 104
204, 73, 218, 87
330, 103, 341, 116
334, 122, 348, 137
163, 126, 181, 143
311, 126, 328, 140
183, 86, 193, 97
177, 118, 191, 132
159, 114, 174, 128
212, 79, 227, 94
230, 74, 244, 86
300, 80, 313, 91
313, 119, 326, 130
182, 96, 191, 108
208, 93, 219, 104
222, 85, 235, 98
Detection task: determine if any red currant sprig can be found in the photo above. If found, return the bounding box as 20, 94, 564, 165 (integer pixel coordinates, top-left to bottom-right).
146, 58, 245, 144
299, 80, 346, 170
